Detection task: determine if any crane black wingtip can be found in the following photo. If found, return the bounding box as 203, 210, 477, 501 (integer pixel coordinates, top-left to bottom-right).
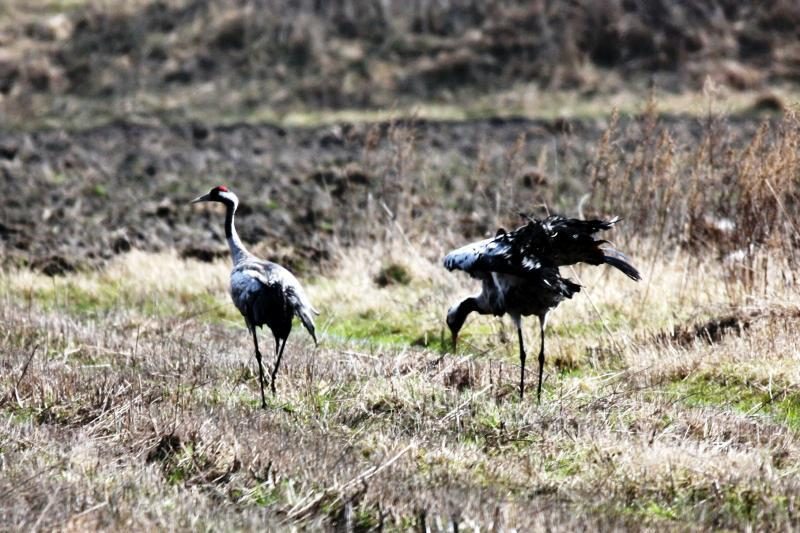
442, 251, 465, 272
603, 249, 642, 281
606, 256, 642, 281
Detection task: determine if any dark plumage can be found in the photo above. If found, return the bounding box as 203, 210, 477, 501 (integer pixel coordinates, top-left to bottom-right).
444, 214, 641, 402
191, 186, 318, 407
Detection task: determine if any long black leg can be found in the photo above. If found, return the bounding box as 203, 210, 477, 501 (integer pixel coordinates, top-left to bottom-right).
270, 337, 288, 396
517, 322, 526, 400
251, 327, 267, 409
536, 314, 547, 404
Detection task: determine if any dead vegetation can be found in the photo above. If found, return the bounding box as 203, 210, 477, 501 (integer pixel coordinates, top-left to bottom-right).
0, 238, 799, 529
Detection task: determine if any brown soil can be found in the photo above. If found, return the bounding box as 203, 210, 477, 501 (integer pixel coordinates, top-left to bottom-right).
0, 114, 769, 274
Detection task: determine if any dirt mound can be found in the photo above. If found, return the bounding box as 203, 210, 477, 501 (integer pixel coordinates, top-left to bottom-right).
651, 307, 800, 347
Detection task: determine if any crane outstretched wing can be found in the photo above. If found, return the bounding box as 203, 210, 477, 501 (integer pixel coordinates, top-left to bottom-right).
532, 215, 641, 280
443, 232, 543, 278
444, 214, 640, 281
524, 215, 616, 267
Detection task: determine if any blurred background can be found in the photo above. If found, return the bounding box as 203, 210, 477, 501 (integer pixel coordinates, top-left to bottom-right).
3, 1, 799, 122
0, 0, 797, 273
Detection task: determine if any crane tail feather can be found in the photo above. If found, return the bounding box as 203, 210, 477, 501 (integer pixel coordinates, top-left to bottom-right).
603, 249, 642, 281
296, 307, 317, 345
284, 284, 319, 344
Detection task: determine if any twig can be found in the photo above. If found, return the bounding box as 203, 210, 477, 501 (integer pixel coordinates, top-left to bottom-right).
567, 267, 621, 351
442, 385, 492, 423
379, 200, 414, 250
65, 501, 108, 524
765, 179, 799, 238
13, 344, 38, 406
14, 344, 38, 390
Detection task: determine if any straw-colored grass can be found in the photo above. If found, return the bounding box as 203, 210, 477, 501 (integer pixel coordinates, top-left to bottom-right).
1, 234, 798, 529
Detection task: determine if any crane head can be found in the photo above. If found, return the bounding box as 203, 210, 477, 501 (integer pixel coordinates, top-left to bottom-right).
190, 185, 237, 206
446, 297, 480, 353
445, 303, 465, 352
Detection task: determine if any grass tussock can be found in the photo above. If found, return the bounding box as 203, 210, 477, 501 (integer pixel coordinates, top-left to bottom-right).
590, 99, 800, 261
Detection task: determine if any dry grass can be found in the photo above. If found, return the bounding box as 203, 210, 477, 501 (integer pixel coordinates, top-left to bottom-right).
1, 232, 798, 530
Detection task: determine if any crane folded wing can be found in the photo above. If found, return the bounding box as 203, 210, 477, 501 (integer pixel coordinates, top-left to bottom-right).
244, 263, 318, 344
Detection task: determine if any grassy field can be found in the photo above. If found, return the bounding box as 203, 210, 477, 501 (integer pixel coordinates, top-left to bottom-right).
1, 99, 799, 530
2, 231, 799, 529
2, 1, 800, 530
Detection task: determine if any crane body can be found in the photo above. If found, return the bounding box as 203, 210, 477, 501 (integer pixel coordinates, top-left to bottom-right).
191, 185, 317, 407
444, 214, 640, 402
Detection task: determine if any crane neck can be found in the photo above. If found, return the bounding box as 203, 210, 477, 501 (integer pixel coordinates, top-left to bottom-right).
447, 296, 482, 336
224, 199, 249, 265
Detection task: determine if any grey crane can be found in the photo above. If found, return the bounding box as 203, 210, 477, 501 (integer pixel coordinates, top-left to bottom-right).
444, 214, 641, 402
191, 185, 318, 408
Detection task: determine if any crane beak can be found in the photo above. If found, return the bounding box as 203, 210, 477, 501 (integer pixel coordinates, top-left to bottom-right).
190, 193, 211, 204
451, 332, 458, 353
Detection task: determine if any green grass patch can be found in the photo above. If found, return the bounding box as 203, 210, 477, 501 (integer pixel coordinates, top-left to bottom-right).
542, 445, 591, 479
669, 374, 800, 430
639, 500, 679, 521
549, 318, 611, 338
611, 483, 789, 527
232, 482, 283, 507
6, 277, 239, 323
324, 313, 417, 346
7, 406, 37, 425
323, 309, 451, 353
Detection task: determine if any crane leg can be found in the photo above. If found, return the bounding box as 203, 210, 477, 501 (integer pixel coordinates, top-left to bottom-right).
536, 314, 547, 404
517, 323, 526, 400
251, 328, 267, 409
270, 338, 287, 396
